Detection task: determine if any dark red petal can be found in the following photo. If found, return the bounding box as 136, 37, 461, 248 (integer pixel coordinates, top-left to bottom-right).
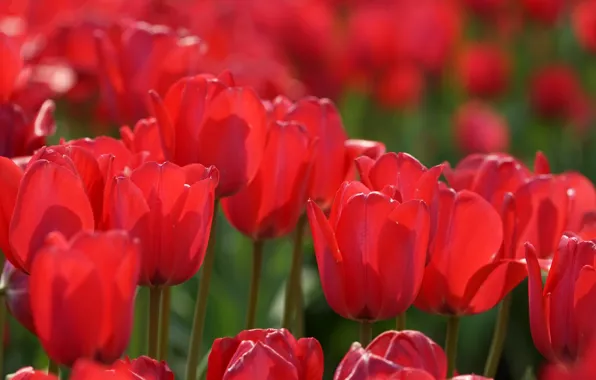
9, 160, 94, 272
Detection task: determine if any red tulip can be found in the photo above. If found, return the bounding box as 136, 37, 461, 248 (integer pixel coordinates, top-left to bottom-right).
7, 367, 57, 380
444, 153, 531, 211
70, 360, 134, 380
415, 188, 527, 315
222, 121, 316, 240
279, 96, 385, 208
120, 118, 165, 163
149, 73, 268, 197
457, 43, 510, 98
526, 235, 596, 365
541, 342, 596, 379
2, 260, 35, 334
463, 0, 506, 17
453, 101, 510, 154
0, 99, 56, 159
95, 20, 206, 124
0, 156, 23, 258
116, 356, 174, 380
7, 157, 95, 273
522, 0, 564, 25
30, 230, 140, 366
375, 64, 424, 110
207, 328, 323, 380
573, 2, 596, 54
355, 152, 444, 205
106, 161, 218, 286
334, 330, 490, 380
307, 181, 430, 321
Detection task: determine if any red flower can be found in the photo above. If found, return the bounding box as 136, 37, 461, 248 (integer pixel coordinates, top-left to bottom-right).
0, 156, 23, 260
522, 0, 565, 25
149, 73, 268, 197
7, 367, 57, 380
117, 356, 174, 380
222, 121, 316, 240
453, 101, 510, 154
573, 2, 596, 53
375, 64, 425, 109
120, 118, 165, 163
334, 330, 490, 380
463, 0, 507, 17
277, 96, 385, 208
0, 32, 23, 102
526, 235, 596, 365
106, 161, 218, 286
0, 99, 56, 159
355, 152, 444, 205
68, 356, 173, 379
415, 188, 527, 315
307, 181, 430, 321
95, 20, 206, 124
30, 230, 140, 366
457, 43, 510, 98
207, 328, 323, 380
529, 65, 590, 129
444, 153, 531, 211
541, 342, 596, 379
2, 260, 35, 334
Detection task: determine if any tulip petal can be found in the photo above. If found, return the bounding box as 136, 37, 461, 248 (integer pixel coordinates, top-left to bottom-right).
574, 265, 596, 356
9, 160, 94, 272
328, 181, 371, 229
354, 156, 375, 188
534, 151, 551, 175
223, 341, 299, 380
295, 338, 324, 380
0, 157, 22, 258
207, 338, 242, 380
368, 153, 427, 201
0, 33, 23, 101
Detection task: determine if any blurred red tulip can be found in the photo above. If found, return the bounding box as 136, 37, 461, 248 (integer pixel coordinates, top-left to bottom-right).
444, 153, 531, 211
8, 367, 57, 380
334, 330, 491, 379
457, 44, 510, 98
2, 260, 35, 334
207, 328, 323, 380
526, 235, 596, 365
530, 65, 591, 130
70, 359, 134, 380
120, 118, 165, 163
95, 20, 206, 124
106, 161, 218, 286
307, 181, 430, 321
454, 101, 510, 154
522, 0, 565, 25
222, 121, 317, 240
375, 64, 425, 109
415, 188, 527, 315
0, 32, 23, 101
355, 152, 444, 205
149, 73, 268, 197
573, 2, 596, 53
0, 99, 56, 158
30, 230, 140, 366
280, 96, 384, 208
463, 0, 507, 17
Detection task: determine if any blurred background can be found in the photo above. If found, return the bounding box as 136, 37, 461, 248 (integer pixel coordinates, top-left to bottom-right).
4, 0, 596, 378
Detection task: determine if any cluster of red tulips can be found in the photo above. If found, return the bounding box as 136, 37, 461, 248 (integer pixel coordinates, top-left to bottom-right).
3, 0, 596, 379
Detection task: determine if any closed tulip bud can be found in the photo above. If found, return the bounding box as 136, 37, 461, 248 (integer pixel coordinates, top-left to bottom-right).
457, 44, 510, 98
526, 236, 596, 366
454, 101, 510, 154
308, 181, 430, 321
107, 161, 218, 286
207, 328, 324, 380
7, 367, 57, 380
30, 231, 140, 366
222, 121, 316, 240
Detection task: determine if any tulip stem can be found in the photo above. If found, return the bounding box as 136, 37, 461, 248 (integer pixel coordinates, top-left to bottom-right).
445, 315, 461, 378
484, 293, 513, 378
47, 359, 59, 375
186, 200, 219, 380
396, 312, 406, 331
148, 286, 163, 359
158, 286, 172, 361
359, 320, 373, 347
245, 240, 264, 329
282, 216, 306, 331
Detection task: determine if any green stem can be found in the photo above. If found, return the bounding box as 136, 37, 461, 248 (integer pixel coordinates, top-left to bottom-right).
295, 281, 304, 338
245, 240, 264, 329
396, 312, 406, 331
282, 216, 306, 330
158, 286, 172, 361
0, 276, 5, 378
47, 359, 59, 375
148, 286, 163, 358
128, 287, 148, 358
186, 200, 219, 380
484, 293, 514, 378
359, 320, 373, 347
445, 316, 461, 378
